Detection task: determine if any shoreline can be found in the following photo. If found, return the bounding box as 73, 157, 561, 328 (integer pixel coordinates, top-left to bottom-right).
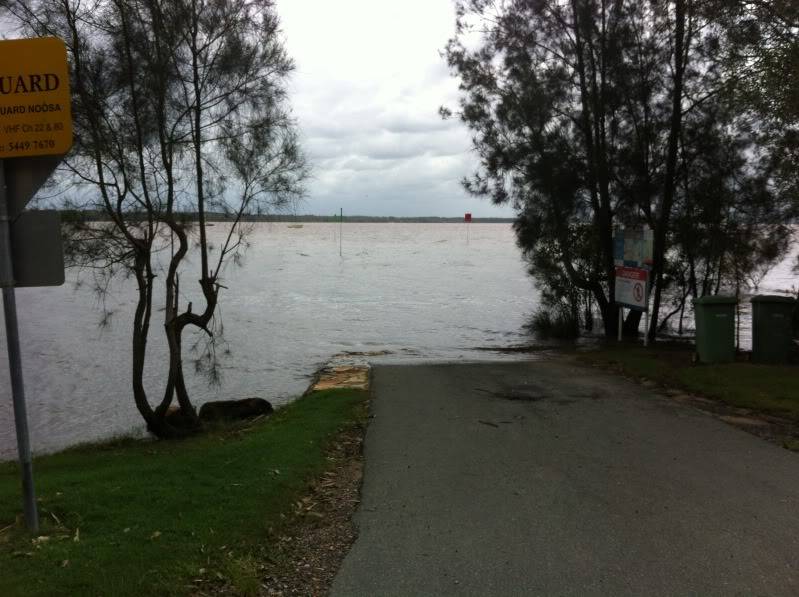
5, 339, 798, 464
0, 356, 375, 596
0, 385, 370, 596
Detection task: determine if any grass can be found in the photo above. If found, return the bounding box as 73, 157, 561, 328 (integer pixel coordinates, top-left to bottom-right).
0, 388, 368, 597
578, 344, 799, 420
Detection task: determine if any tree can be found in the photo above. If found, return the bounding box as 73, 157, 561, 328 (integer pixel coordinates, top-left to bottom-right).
3, 0, 307, 437
718, 1, 799, 334
443, 0, 794, 339
663, 96, 794, 336
720, 1, 799, 126
442, 1, 687, 336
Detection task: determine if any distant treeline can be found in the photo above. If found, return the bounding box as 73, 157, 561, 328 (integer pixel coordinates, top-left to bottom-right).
59, 210, 514, 224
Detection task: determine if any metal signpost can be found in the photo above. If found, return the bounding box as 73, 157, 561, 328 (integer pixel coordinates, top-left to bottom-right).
0, 37, 73, 533
614, 227, 653, 346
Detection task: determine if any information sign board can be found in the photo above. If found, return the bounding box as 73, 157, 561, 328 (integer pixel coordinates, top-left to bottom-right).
613, 233, 624, 266
614, 227, 653, 269
0, 37, 73, 158
615, 266, 648, 311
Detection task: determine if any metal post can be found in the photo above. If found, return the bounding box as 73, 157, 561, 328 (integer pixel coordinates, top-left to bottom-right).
0, 160, 39, 533
618, 306, 623, 342
339, 208, 342, 257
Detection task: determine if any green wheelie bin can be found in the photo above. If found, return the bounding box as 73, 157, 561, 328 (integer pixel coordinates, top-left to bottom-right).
693, 295, 737, 364
750, 295, 797, 364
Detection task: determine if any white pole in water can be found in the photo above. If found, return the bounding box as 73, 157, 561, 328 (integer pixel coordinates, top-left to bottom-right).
339, 208, 343, 257
618, 306, 623, 342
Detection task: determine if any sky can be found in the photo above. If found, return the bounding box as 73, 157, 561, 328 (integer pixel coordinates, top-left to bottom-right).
275, 0, 514, 218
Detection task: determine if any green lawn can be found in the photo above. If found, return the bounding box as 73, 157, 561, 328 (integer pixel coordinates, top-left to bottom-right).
0, 388, 368, 597
578, 345, 799, 419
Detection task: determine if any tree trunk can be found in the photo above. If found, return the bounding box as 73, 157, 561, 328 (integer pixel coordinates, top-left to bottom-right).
600, 298, 619, 337
166, 321, 200, 428
570, 0, 617, 337
678, 297, 686, 335
130, 254, 185, 439
793, 288, 799, 338
649, 0, 688, 341
623, 309, 643, 337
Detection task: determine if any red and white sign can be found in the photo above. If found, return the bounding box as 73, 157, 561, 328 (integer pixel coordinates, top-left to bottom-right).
615, 266, 648, 311
464, 212, 472, 223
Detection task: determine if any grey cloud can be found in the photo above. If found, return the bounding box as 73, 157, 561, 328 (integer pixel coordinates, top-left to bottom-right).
277, 0, 512, 218
306, 124, 470, 162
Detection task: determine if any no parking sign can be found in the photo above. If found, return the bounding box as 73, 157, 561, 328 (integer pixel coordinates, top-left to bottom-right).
615, 266, 648, 311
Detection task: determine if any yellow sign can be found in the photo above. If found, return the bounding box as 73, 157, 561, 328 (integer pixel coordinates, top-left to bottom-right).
0, 37, 73, 158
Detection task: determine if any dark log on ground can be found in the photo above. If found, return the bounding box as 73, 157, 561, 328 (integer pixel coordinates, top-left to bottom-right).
198, 398, 274, 422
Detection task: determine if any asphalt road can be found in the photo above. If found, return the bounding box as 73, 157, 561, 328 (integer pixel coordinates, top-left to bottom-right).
330, 360, 799, 596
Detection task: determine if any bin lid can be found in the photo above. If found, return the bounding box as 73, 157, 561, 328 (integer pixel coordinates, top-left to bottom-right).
694, 295, 737, 305
750, 294, 797, 304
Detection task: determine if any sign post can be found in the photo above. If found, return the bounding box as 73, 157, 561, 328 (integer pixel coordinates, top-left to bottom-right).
0, 161, 38, 533
0, 37, 73, 533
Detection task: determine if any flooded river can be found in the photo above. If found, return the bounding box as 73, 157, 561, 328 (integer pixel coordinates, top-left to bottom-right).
0, 222, 796, 459
0, 223, 537, 458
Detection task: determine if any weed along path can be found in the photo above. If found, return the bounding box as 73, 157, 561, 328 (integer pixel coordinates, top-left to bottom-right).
331, 360, 799, 596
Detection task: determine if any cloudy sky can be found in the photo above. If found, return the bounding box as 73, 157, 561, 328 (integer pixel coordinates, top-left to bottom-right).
276, 0, 514, 218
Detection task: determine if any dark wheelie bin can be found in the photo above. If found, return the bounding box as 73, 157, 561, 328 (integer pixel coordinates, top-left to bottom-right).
751, 295, 797, 364
694, 296, 737, 364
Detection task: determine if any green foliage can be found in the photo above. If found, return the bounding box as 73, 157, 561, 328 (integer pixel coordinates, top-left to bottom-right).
528, 309, 580, 339
443, 1, 797, 339
722, 0, 799, 126
0, 389, 367, 597
719, 1, 799, 282
516, 212, 600, 334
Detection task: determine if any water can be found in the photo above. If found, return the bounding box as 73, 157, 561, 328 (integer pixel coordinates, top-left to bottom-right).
0, 223, 538, 458
1, 222, 796, 460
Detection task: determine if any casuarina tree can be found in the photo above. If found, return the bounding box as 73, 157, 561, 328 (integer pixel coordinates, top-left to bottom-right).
443, 0, 794, 339
3, 0, 307, 437
718, 1, 799, 332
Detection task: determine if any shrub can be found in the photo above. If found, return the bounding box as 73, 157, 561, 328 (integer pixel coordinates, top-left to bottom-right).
528, 309, 580, 339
